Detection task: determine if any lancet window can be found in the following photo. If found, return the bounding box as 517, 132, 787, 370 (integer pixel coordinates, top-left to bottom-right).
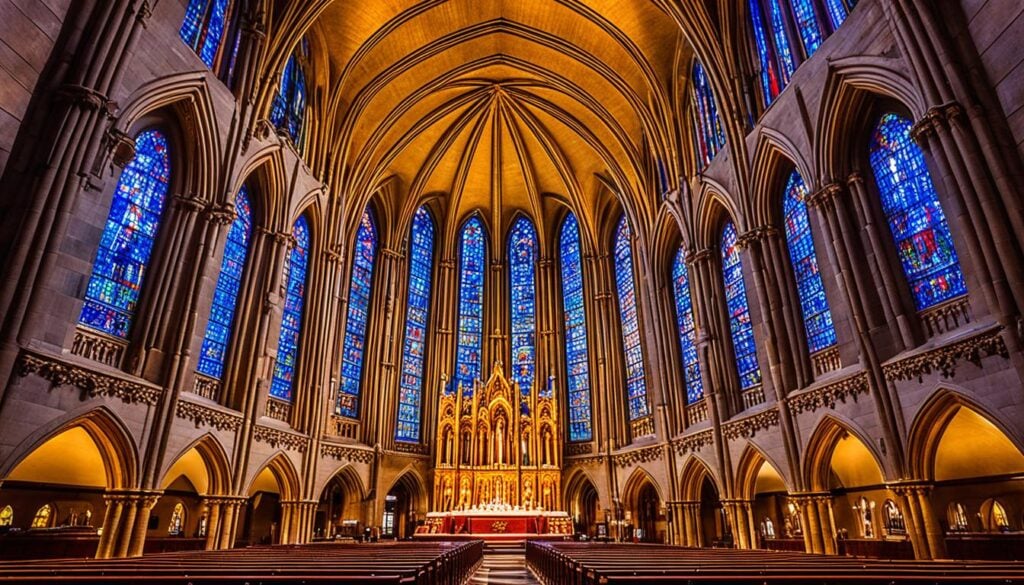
270, 42, 308, 146
508, 217, 538, 394
79, 129, 171, 339
672, 248, 704, 404
721, 221, 762, 390
337, 209, 378, 418
559, 213, 593, 442
396, 206, 435, 442
197, 185, 253, 380
614, 216, 649, 421
692, 59, 727, 169
269, 215, 310, 401
868, 113, 966, 311
454, 217, 486, 394
179, 0, 243, 85
782, 170, 837, 354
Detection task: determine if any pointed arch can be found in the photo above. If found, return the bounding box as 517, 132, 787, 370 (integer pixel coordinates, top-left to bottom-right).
735, 444, 791, 500
247, 452, 300, 501
803, 415, 886, 492
679, 456, 720, 501
453, 214, 487, 394
160, 434, 232, 496
621, 467, 665, 509
907, 389, 1024, 481
316, 464, 367, 504
613, 214, 650, 422
0, 407, 139, 490
337, 206, 379, 418
396, 205, 436, 442
270, 213, 312, 402
386, 468, 430, 515
558, 211, 593, 442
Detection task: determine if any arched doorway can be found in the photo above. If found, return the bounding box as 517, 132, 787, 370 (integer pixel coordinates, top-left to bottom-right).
316, 468, 365, 540
749, 459, 789, 548
382, 473, 426, 540
699, 477, 727, 547
241, 456, 299, 546
622, 471, 665, 543
635, 483, 660, 543
564, 472, 600, 538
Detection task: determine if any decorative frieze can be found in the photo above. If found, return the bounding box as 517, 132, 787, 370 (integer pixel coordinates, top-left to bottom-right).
919, 297, 971, 337
882, 326, 1008, 382
191, 373, 221, 402
741, 386, 766, 410
685, 399, 708, 426
327, 415, 360, 440
321, 443, 374, 464
811, 347, 842, 377
17, 351, 161, 405
71, 327, 126, 368
254, 425, 308, 452
788, 372, 869, 415
566, 442, 594, 456
630, 416, 655, 439
175, 400, 242, 432
612, 444, 663, 468
393, 441, 430, 456
672, 429, 714, 455
722, 408, 779, 441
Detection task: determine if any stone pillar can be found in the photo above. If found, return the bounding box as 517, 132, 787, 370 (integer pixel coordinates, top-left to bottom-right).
203, 498, 222, 550
890, 484, 929, 560
126, 493, 161, 557
815, 496, 836, 555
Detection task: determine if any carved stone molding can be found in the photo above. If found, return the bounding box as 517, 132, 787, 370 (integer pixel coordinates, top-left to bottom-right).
722, 408, 779, 441
253, 425, 308, 452
17, 351, 161, 405
807, 183, 843, 208
71, 327, 126, 368
788, 372, 869, 415
265, 397, 292, 422
393, 442, 430, 456
321, 443, 374, 464
736, 225, 778, 248
672, 429, 714, 455
882, 326, 1009, 382
566, 442, 593, 456
612, 444, 664, 468
175, 400, 242, 432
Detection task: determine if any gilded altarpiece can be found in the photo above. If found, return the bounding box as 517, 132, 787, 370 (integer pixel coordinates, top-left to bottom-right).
433, 363, 562, 513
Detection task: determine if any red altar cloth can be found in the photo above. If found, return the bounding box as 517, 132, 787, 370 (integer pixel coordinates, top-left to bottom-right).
468, 516, 537, 534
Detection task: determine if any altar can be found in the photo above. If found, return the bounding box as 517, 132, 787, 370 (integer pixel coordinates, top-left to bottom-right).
420, 508, 573, 536
425, 363, 572, 537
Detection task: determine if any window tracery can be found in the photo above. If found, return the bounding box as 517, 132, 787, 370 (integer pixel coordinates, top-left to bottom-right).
559, 213, 593, 442
691, 60, 727, 169
721, 221, 762, 390
396, 206, 435, 442
270, 215, 310, 402
508, 216, 538, 395
337, 209, 378, 418
454, 217, 486, 395
271, 47, 308, 146
672, 247, 704, 404
614, 216, 649, 421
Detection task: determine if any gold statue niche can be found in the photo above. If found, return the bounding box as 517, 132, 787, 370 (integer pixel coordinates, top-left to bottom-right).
434, 362, 561, 512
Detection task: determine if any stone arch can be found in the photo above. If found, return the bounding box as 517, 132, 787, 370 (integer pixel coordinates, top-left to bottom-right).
907, 388, 1024, 482
815, 57, 926, 183
232, 147, 290, 231
383, 468, 430, 538
159, 434, 232, 496
694, 182, 742, 251
749, 129, 815, 228
620, 466, 665, 543
735, 444, 792, 501
679, 456, 719, 501
803, 415, 886, 492
1, 407, 138, 491
386, 467, 430, 516
246, 452, 300, 501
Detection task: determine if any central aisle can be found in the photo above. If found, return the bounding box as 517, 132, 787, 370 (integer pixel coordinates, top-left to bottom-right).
469, 545, 540, 585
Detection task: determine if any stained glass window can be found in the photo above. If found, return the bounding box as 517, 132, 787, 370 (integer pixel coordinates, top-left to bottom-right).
824, 0, 850, 31
270, 54, 307, 145
749, 0, 783, 107
614, 216, 649, 421
396, 207, 435, 442
692, 60, 727, 169
672, 248, 704, 404
270, 216, 310, 401
868, 113, 966, 311
790, 0, 824, 57
197, 185, 253, 379
179, 0, 234, 69
79, 129, 171, 338
765, 0, 796, 83
560, 214, 593, 442
721, 221, 762, 390
508, 217, 538, 395
454, 217, 486, 395
337, 209, 378, 418
782, 170, 837, 354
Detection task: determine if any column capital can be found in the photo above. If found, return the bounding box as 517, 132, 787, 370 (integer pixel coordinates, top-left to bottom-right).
807, 183, 843, 208
737, 225, 778, 249
173, 193, 206, 214
205, 202, 236, 226
685, 247, 713, 266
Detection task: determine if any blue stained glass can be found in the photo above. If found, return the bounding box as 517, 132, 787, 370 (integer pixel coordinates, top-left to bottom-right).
614, 216, 649, 421
454, 217, 486, 395
79, 130, 171, 338
508, 217, 537, 395
197, 186, 253, 379
560, 213, 593, 442
270, 216, 310, 401
721, 221, 762, 390
337, 210, 378, 418
824, 0, 849, 30
782, 171, 837, 354
869, 113, 966, 311
790, 0, 823, 57
672, 248, 704, 404
179, 0, 232, 69
396, 207, 435, 442
766, 0, 796, 83
692, 60, 727, 169
749, 0, 782, 107
271, 54, 307, 145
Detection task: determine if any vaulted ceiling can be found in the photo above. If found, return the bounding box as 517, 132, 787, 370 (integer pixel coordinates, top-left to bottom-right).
275, 0, 728, 243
